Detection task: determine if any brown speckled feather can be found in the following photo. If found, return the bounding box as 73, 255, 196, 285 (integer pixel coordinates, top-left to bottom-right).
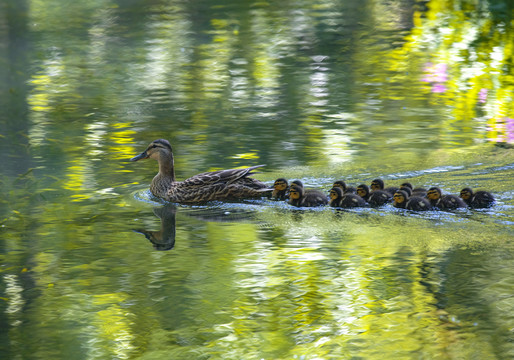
131, 140, 271, 203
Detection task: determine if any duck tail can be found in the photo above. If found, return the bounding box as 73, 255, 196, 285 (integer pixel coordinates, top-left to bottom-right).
245, 164, 266, 177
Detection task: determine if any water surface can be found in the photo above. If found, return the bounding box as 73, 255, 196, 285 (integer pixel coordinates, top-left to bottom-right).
1, 0, 513, 359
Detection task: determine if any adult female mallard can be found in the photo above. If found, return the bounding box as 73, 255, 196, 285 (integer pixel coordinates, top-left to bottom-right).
131, 139, 271, 203
459, 187, 495, 208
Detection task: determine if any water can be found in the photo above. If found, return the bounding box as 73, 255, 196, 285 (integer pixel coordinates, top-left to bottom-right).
1, 0, 514, 359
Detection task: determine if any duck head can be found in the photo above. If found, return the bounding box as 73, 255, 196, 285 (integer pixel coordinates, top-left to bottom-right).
273, 178, 288, 191
356, 184, 369, 198
289, 184, 303, 201
370, 178, 384, 191
333, 180, 347, 192
459, 187, 473, 201
426, 187, 442, 201
131, 139, 173, 162
393, 190, 408, 208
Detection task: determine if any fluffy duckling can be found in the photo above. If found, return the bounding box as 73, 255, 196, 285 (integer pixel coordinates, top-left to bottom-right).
398, 186, 412, 197
333, 180, 356, 194
393, 190, 431, 211
291, 179, 304, 188
426, 187, 467, 210
400, 182, 427, 197
356, 184, 370, 201
370, 178, 398, 197
288, 184, 328, 207
368, 190, 391, 207
460, 188, 495, 208
329, 187, 366, 208
272, 178, 289, 200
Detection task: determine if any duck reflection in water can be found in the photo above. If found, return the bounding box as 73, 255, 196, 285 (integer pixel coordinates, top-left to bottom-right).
134, 204, 177, 251
134, 203, 260, 250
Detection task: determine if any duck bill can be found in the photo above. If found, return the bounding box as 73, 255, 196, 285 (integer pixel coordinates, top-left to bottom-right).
130, 151, 148, 161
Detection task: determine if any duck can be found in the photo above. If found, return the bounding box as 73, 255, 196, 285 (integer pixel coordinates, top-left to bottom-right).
393, 190, 431, 211
459, 188, 495, 208
333, 180, 356, 194
356, 184, 370, 201
130, 139, 271, 203
329, 187, 366, 208
426, 187, 467, 210
400, 182, 427, 197
288, 184, 328, 207
398, 185, 412, 197
272, 178, 289, 200
370, 178, 398, 197
368, 189, 391, 207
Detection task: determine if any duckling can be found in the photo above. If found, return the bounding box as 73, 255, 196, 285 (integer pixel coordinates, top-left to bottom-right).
288, 184, 328, 207
398, 186, 412, 197
356, 184, 370, 201
460, 188, 495, 208
426, 187, 467, 210
291, 179, 304, 188
393, 190, 431, 211
272, 178, 289, 200
329, 187, 366, 208
333, 180, 347, 191
131, 139, 271, 203
367, 190, 391, 207
332, 180, 356, 194
400, 182, 412, 189
370, 178, 398, 197
401, 182, 427, 197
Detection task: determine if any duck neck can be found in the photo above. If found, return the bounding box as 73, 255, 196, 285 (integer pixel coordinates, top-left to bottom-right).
158, 151, 176, 182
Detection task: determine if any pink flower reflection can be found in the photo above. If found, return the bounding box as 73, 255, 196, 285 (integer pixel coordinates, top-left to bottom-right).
488, 117, 514, 143
506, 117, 514, 143
478, 88, 488, 103
432, 83, 447, 93
422, 62, 448, 93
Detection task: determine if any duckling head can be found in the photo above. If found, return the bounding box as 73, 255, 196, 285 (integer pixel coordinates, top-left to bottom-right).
333, 180, 347, 190
356, 184, 369, 198
289, 184, 304, 200
393, 190, 408, 207
272, 178, 289, 199
291, 179, 304, 188
329, 186, 343, 201
370, 178, 384, 191
459, 187, 473, 201
426, 187, 442, 201
131, 139, 172, 162
273, 178, 288, 191
400, 182, 413, 190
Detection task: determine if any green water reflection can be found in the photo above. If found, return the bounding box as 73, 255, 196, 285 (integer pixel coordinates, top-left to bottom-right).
1, 0, 514, 359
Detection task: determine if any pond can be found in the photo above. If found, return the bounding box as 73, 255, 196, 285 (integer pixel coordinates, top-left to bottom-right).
1, 0, 513, 359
